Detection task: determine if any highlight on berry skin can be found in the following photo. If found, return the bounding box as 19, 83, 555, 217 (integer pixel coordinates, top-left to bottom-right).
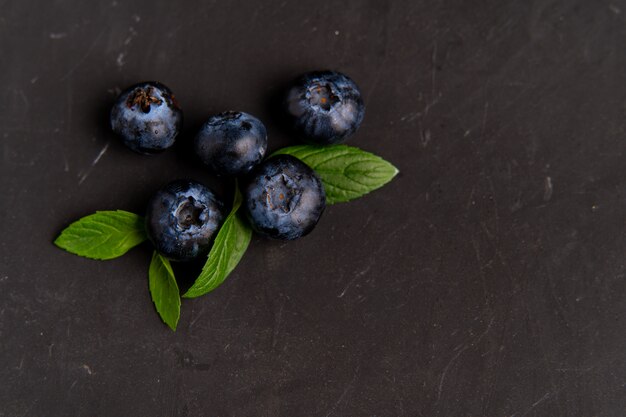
194, 111, 268, 177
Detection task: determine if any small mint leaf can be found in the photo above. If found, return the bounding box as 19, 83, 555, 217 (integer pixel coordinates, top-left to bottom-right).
54, 210, 147, 260
183, 185, 252, 298
272, 145, 398, 204
148, 251, 180, 331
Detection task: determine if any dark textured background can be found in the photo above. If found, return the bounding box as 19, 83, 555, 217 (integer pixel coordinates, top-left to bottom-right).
1, 0, 626, 416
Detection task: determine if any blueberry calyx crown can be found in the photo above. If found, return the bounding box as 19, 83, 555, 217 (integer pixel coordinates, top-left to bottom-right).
263, 173, 301, 214
307, 83, 340, 111
175, 197, 206, 229
126, 86, 163, 113
215, 110, 241, 121
208, 111, 252, 130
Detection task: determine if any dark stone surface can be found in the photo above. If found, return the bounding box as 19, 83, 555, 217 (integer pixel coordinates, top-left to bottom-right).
1, 0, 625, 416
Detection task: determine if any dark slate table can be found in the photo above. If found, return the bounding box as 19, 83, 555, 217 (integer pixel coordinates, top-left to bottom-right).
2, 0, 625, 416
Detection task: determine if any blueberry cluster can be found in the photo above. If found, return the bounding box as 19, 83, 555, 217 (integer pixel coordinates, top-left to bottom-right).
110, 71, 365, 262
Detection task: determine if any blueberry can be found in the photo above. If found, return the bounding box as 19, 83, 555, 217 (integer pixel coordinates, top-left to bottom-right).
110, 82, 182, 154
242, 155, 325, 240
145, 180, 224, 262
194, 111, 268, 176
285, 71, 365, 144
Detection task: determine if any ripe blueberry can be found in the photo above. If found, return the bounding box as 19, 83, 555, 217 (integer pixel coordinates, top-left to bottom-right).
110, 82, 182, 154
194, 111, 268, 176
285, 71, 365, 144
242, 155, 325, 240
145, 180, 224, 262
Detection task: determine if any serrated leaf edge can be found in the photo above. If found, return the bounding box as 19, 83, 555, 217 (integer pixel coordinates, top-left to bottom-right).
148, 251, 180, 331
270, 145, 398, 204
182, 186, 252, 298
54, 210, 147, 260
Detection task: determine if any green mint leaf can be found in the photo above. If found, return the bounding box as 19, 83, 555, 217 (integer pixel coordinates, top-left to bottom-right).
148, 251, 180, 331
183, 185, 252, 298
272, 145, 399, 204
54, 210, 147, 260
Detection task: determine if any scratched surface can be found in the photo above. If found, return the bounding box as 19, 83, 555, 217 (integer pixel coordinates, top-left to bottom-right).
1, 0, 626, 416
